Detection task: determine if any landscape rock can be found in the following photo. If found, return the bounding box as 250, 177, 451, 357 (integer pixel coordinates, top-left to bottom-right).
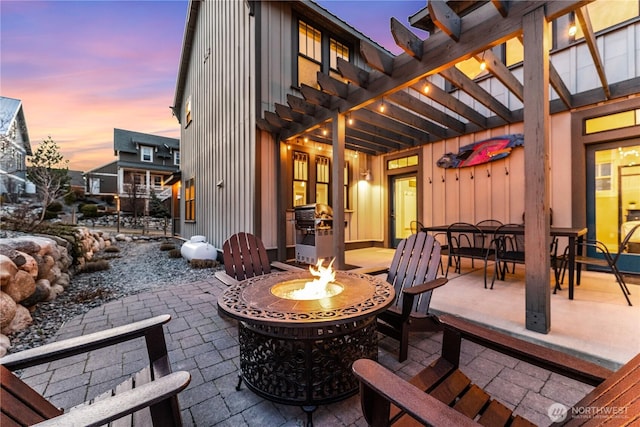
0, 255, 18, 287
0, 244, 27, 266
0, 334, 10, 357
4, 270, 36, 303
0, 291, 17, 329
21, 279, 51, 307
1, 305, 33, 335
17, 251, 38, 279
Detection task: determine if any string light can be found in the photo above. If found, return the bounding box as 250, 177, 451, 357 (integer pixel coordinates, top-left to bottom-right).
348, 115, 353, 125
479, 51, 487, 71
322, 128, 328, 136
423, 81, 430, 94
568, 12, 577, 37
379, 100, 385, 113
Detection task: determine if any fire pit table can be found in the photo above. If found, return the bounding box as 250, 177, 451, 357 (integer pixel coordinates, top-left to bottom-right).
217, 269, 394, 426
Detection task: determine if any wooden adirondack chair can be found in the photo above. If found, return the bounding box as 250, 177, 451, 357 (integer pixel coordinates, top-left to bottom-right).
216, 232, 272, 285
0, 315, 190, 427
353, 314, 639, 426
376, 232, 448, 362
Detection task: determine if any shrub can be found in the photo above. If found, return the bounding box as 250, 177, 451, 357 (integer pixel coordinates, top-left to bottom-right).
47, 201, 64, 212
79, 259, 110, 273
159, 242, 175, 251
190, 259, 218, 269
43, 210, 58, 220
168, 249, 182, 258
80, 204, 99, 218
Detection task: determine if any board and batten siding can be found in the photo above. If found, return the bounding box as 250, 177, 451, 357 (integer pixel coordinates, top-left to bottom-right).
179, 1, 256, 249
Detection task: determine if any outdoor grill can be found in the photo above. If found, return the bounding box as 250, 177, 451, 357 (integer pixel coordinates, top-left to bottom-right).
217, 269, 394, 426
294, 204, 333, 264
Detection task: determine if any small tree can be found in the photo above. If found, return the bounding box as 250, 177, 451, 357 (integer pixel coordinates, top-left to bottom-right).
149, 190, 171, 235
27, 136, 70, 222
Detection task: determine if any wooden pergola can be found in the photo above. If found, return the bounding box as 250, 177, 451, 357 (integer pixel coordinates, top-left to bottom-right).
259, 0, 639, 333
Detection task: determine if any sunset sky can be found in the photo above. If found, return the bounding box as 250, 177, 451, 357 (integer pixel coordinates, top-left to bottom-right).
1, 0, 426, 171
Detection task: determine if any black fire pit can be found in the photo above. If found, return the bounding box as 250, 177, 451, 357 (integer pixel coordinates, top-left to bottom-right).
217, 270, 394, 426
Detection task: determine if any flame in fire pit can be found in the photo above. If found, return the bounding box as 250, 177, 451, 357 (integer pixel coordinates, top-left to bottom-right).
271, 258, 344, 300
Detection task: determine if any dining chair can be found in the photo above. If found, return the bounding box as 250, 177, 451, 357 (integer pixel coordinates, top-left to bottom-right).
564, 223, 640, 306
446, 223, 494, 283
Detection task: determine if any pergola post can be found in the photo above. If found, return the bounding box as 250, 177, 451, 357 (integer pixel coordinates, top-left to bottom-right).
332, 113, 346, 270
523, 6, 551, 333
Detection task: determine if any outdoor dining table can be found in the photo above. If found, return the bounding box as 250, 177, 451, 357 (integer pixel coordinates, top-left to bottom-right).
422, 224, 588, 300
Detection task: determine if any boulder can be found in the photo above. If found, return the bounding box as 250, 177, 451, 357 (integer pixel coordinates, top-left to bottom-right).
0, 244, 27, 266
4, 270, 36, 303
1, 305, 33, 335
21, 279, 51, 307
47, 284, 64, 301
17, 251, 38, 279
37, 255, 55, 280
5, 238, 41, 255
0, 255, 18, 287
0, 291, 17, 329
0, 334, 10, 357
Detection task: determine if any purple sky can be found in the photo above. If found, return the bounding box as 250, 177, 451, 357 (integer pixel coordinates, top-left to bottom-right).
1, 0, 427, 170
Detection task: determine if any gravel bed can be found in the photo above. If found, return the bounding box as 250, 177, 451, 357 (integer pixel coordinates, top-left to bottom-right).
6, 239, 221, 354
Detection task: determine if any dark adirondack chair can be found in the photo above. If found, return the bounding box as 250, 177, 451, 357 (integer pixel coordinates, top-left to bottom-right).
220, 232, 271, 284
353, 314, 637, 427
376, 232, 448, 362
0, 315, 190, 427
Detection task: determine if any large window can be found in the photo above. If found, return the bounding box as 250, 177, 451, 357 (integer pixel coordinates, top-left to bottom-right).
185, 177, 195, 221
293, 151, 308, 206
297, 20, 350, 88
298, 21, 322, 88
316, 156, 330, 205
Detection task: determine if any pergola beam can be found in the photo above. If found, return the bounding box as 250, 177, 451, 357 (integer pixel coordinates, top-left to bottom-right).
576, 6, 610, 99
474, 48, 524, 102
391, 17, 424, 59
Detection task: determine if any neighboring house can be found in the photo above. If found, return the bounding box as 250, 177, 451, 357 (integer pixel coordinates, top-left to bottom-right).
84, 161, 118, 198
0, 96, 32, 199
67, 170, 86, 198
172, 0, 640, 330
85, 129, 179, 215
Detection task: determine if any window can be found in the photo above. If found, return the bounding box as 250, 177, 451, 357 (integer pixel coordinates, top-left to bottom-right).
316, 156, 330, 205
344, 162, 349, 209
595, 162, 612, 192
387, 155, 419, 170
153, 175, 163, 188
298, 21, 322, 88
585, 109, 640, 134
185, 96, 192, 126
297, 20, 350, 88
293, 151, 308, 206
329, 38, 349, 80
174, 151, 180, 165
141, 146, 153, 162
185, 178, 195, 221
572, 1, 638, 40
